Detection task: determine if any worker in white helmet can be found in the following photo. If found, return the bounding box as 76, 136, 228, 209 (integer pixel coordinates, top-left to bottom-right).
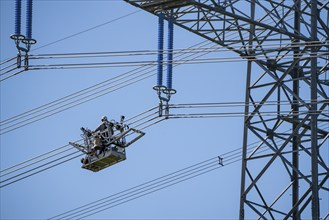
92, 116, 114, 155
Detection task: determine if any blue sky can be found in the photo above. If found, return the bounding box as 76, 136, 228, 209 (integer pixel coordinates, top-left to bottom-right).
0, 0, 309, 219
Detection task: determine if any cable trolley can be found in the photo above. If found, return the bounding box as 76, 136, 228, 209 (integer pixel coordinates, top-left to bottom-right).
69, 116, 145, 172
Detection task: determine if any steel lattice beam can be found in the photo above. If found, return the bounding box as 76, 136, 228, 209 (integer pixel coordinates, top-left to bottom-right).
125, 0, 329, 219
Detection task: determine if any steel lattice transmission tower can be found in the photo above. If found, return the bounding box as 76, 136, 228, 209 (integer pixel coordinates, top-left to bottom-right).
125, 0, 329, 219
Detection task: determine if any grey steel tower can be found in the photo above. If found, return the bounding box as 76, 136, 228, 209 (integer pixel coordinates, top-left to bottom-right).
124, 1, 329, 219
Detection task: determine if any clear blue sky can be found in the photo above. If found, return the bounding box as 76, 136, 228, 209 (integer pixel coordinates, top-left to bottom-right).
1, 1, 262, 219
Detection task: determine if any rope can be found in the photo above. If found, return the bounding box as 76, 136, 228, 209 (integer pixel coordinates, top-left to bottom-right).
48, 121, 329, 219
0, 40, 214, 134
0, 106, 162, 188
47, 131, 303, 220
26, 51, 328, 69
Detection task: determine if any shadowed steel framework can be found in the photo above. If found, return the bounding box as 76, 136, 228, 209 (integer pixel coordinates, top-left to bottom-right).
124, 0, 329, 219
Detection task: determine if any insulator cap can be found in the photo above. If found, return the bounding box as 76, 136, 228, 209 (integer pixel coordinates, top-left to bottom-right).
163, 88, 177, 95
153, 85, 167, 91
10, 34, 25, 41
22, 38, 37, 45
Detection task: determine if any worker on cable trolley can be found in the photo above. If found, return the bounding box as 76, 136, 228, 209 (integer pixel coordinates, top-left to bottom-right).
70, 114, 145, 172
92, 116, 114, 156
80, 115, 127, 163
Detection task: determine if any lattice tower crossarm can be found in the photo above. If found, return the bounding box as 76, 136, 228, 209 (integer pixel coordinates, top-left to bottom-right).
124, 0, 329, 219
